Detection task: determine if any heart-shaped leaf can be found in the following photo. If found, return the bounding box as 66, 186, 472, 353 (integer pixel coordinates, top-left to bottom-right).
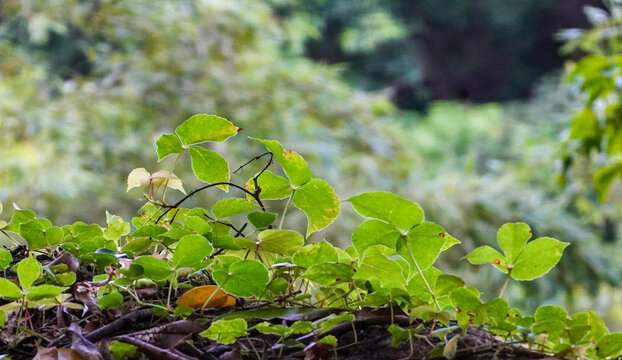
347, 192, 423, 232
213, 260, 269, 297
189, 147, 230, 191
15, 256, 42, 290
257, 229, 304, 255
356, 245, 409, 291
293, 179, 340, 236
253, 139, 312, 186
247, 212, 278, 229
176, 114, 239, 145
212, 198, 259, 219
397, 222, 448, 271
352, 219, 400, 254
246, 171, 292, 200
0, 278, 22, 300
301, 262, 354, 287
172, 234, 213, 270
133, 256, 172, 281
292, 241, 338, 269
20, 220, 63, 250
200, 318, 247, 344
156, 133, 183, 161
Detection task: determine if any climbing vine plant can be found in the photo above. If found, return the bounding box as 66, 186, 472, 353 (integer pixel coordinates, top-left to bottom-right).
0, 114, 621, 359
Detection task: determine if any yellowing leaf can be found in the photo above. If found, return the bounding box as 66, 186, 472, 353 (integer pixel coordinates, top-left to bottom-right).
126, 168, 151, 192
176, 285, 235, 309
150, 170, 186, 194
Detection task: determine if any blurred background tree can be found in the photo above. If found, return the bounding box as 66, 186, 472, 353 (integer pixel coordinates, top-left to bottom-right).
1, 0, 622, 328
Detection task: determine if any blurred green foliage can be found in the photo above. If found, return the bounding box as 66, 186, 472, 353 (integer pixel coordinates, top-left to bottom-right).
1, 0, 622, 327
560, 3, 622, 203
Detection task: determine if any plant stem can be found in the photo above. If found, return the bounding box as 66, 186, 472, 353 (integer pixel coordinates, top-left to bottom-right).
246, 335, 262, 360
1, 229, 21, 247
402, 235, 441, 310
166, 270, 176, 310
499, 274, 511, 299
279, 190, 295, 229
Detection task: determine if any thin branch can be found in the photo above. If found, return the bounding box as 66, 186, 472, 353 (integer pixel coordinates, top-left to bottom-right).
156, 182, 266, 223
232, 152, 272, 175
202, 214, 248, 238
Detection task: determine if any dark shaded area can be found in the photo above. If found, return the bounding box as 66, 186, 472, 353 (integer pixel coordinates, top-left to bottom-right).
301, 0, 600, 110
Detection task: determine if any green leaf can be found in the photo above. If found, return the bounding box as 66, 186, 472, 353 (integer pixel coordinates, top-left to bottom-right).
183, 215, 211, 235
388, 323, 423, 348
176, 114, 239, 145
99, 292, 124, 309
173, 234, 213, 270
133, 257, 172, 281
121, 237, 153, 253
246, 171, 292, 200
534, 305, 567, 323
292, 241, 338, 269
0, 249, 12, 269
55, 272, 77, 286
464, 246, 505, 265
267, 278, 289, 294
247, 212, 278, 229
0, 278, 22, 300
434, 275, 464, 297
26, 285, 68, 301
71, 222, 104, 242
511, 237, 569, 280
20, 220, 63, 249
352, 219, 400, 254
4, 209, 36, 233
213, 260, 269, 297
15, 256, 42, 290
397, 222, 448, 271
318, 335, 338, 346
290, 321, 314, 334
406, 266, 441, 302
293, 179, 340, 236
257, 229, 304, 255
317, 313, 355, 333
450, 287, 485, 328
532, 320, 567, 341
109, 340, 139, 360
484, 298, 509, 327
212, 198, 259, 219
596, 333, 622, 358
587, 310, 608, 342
356, 245, 409, 291
255, 322, 290, 336
104, 212, 131, 241
189, 147, 230, 191
301, 262, 354, 287
253, 138, 312, 186
132, 224, 167, 238
200, 318, 248, 344
347, 192, 423, 232
440, 233, 461, 251
0, 310, 5, 328
156, 133, 183, 161
496, 222, 531, 264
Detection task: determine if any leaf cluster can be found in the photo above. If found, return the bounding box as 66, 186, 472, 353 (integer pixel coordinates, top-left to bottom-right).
0, 114, 619, 359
